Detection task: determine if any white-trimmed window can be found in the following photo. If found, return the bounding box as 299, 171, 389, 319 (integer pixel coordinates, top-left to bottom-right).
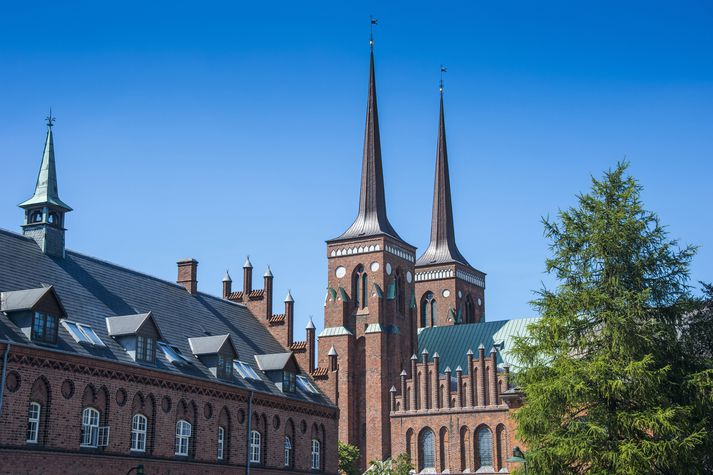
81, 407, 100, 447
249, 430, 261, 464
217, 426, 225, 460
175, 420, 191, 456
136, 335, 155, 363
311, 439, 321, 470
284, 436, 292, 467
234, 360, 260, 380
26, 402, 41, 443
130, 414, 147, 452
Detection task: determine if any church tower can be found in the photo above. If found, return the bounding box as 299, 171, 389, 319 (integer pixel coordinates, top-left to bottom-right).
19, 114, 72, 258
414, 87, 486, 327
317, 42, 417, 465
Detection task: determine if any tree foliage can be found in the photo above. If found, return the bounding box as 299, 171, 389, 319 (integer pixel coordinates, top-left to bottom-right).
364, 453, 412, 475
338, 441, 361, 475
512, 162, 708, 474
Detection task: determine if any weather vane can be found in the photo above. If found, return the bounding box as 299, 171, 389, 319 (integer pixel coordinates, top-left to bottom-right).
46, 108, 56, 128
440, 65, 448, 93
370, 16, 378, 47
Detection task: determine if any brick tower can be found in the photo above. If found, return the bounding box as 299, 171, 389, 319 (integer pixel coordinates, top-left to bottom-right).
316, 42, 417, 466
414, 87, 486, 328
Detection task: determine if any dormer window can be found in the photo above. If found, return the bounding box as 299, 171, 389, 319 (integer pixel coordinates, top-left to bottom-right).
32, 312, 58, 344
106, 312, 163, 365
282, 371, 296, 393
136, 335, 155, 363
216, 354, 233, 380
187, 334, 238, 381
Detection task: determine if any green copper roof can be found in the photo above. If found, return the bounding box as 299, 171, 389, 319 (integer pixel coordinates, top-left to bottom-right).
417, 317, 539, 374
19, 125, 72, 211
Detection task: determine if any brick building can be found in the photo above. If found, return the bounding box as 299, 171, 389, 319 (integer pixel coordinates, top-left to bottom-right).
309, 42, 534, 474
0, 117, 339, 473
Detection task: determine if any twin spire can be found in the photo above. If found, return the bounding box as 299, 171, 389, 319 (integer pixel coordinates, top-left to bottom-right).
335, 40, 470, 268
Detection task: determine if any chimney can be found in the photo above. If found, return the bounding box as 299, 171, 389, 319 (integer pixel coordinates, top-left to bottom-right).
222, 270, 232, 299
264, 266, 274, 319
285, 290, 295, 345
306, 316, 316, 373
177, 259, 198, 295
243, 256, 253, 296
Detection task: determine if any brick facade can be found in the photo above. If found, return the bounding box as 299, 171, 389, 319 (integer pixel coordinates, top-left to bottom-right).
0, 343, 338, 474
389, 348, 523, 474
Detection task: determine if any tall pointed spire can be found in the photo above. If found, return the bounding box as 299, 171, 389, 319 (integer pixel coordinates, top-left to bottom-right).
332, 39, 403, 242
19, 113, 72, 211
416, 87, 470, 267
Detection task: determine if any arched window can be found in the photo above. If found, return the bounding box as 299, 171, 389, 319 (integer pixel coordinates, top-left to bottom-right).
48, 212, 59, 225
495, 424, 507, 471
249, 430, 261, 464
81, 407, 100, 447
352, 265, 367, 309
465, 295, 475, 324
26, 402, 41, 443
131, 414, 147, 452
311, 439, 321, 470
395, 270, 405, 314
405, 428, 414, 460
175, 420, 191, 456
217, 426, 225, 460
419, 428, 436, 471
439, 427, 449, 472
421, 292, 437, 327
476, 426, 493, 469
460, 426, 471, 471
284, 436, 292, 467
30, 210, 43, 223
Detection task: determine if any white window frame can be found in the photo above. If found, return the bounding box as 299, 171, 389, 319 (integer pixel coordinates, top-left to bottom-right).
27, 402, 41, 443
235, 360, 260, 380
98, 425, 110, 447
61, 320, 105, 346
81, 407, 100, 447
175, 419, 192, 456
131, 414, 147, 452
311, 438, 321, 470
284, 436, 292, 467
297, 375, 319, 394
249, 430, 261, 464
217, 426, 225, 460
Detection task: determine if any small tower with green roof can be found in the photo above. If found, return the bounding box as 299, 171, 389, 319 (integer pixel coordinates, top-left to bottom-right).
19, 113, 72, 258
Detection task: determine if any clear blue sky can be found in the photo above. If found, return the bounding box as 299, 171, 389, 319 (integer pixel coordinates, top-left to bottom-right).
1, 1, 712, 344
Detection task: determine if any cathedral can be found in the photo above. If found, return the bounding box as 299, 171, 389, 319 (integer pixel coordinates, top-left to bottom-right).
308, 43, 530, 473
0, 41, 531, 474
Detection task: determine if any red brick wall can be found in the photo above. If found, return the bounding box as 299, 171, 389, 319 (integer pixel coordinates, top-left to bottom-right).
0, 343, 338, 474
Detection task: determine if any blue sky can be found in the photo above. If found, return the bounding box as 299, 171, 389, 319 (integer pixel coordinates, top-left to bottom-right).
1, 1, 712, 343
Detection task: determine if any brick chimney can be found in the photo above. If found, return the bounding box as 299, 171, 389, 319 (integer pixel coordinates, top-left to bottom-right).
243, 256, 253, 296
285, 290, 295, 345
177, 259, 198, 295
306, 316, 315, 373
222, 270, 232, 299
264, 266, 273, 320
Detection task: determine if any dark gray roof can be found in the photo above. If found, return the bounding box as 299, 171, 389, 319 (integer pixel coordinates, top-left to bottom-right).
0, 227, 333, 407
330, 49, 408, 246
416, 93, 470, 267
1, 286, 60, 314
254, 352, 293, 371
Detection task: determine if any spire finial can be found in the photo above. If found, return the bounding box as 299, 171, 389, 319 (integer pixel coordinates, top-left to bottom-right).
369, 16, 378, 49
439, 65, 447, 94
46, 108, 56, 128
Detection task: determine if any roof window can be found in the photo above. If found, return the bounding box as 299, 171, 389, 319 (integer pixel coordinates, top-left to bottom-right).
62, 320, 105, 346
234, 360, 260, 380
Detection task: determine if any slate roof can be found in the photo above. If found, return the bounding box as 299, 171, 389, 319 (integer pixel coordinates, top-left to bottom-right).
417, 317, 540, 374
105, 312, 161, 338
0, 227, 333, 407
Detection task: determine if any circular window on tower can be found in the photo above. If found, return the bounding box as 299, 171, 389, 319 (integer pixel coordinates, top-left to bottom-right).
370, 262, 380, 272
442, 289, 450, 298
406, 271, 413, 283
335, 266, 346, 278
478, 298, 482, 306
385, 263, 392, 275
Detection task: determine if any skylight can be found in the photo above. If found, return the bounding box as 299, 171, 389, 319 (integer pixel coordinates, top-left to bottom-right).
62, 320, 106, 346
158, 342, 193, 366
296, 375, 318, 394
234, 360, 260, 380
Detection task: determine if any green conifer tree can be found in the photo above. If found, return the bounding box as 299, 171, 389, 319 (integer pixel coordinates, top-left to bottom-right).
512, 163, 706, 474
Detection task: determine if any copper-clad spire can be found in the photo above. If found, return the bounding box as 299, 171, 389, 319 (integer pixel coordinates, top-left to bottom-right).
416, 88, 470, 266
332, 42, 403, 242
